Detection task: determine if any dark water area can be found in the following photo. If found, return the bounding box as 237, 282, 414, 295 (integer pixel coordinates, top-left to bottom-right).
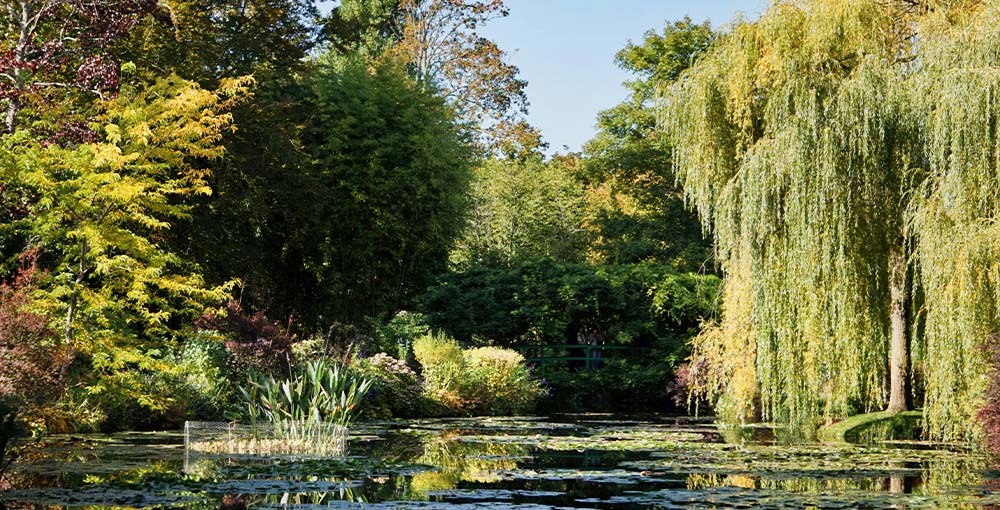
2, 414, 999, 509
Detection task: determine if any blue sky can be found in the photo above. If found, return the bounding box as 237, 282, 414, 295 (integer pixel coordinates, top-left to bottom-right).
318, 1, 768, 153
480, 1, 767, 154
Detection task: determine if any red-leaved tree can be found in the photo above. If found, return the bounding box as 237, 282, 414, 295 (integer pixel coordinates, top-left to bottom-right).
0, 249, 62, 406
1, 0, 158, 136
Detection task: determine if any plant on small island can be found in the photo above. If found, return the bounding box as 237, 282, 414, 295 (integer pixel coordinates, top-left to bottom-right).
189, 360, 372, 456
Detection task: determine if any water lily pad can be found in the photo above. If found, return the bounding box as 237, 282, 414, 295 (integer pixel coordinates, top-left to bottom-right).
2, 416, 996, 510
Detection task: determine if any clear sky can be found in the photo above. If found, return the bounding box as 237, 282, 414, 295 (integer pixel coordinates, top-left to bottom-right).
479, 0, 768, 154
317, 1, 769, 153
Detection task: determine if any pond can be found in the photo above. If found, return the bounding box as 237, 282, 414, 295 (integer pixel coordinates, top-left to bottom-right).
2, 414, 999, 509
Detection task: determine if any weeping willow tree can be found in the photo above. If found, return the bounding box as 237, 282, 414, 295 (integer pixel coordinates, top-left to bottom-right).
908, 3, 1000, 440
666, 0, 1000, 440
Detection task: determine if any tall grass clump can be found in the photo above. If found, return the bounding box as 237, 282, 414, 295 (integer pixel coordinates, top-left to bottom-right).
223, 359, 372, 454
239, 359, 372, 426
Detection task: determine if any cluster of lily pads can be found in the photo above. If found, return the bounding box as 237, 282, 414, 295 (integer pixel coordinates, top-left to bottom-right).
1, 415, 997, 509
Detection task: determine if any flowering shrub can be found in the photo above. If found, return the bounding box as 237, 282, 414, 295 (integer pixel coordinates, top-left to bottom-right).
666, 362, 696, 408
353, 353, 430, 419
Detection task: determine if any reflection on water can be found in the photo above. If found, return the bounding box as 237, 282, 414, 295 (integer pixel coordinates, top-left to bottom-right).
2, 415, 998, 509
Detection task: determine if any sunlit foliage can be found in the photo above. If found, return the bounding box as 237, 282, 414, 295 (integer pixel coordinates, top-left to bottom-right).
666, 0, 1000, 439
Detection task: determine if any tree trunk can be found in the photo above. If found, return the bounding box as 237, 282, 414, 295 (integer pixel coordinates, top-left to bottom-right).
59, 238, 88, 385
6, 1, 32, 133
887, 242, 911, 413
4, 99, 17, 133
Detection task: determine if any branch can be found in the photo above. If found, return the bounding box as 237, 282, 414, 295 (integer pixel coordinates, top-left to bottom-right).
32, 81, 108, 99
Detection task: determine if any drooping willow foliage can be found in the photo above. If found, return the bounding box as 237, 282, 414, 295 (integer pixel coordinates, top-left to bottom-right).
664, 0, 1000, 440
910, 4, 1000, 440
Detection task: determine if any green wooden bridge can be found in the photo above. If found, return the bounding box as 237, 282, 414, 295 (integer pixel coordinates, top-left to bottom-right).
515, 344, 652, 369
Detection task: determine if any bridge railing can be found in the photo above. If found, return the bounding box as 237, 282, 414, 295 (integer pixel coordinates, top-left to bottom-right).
514, 344, 652, 370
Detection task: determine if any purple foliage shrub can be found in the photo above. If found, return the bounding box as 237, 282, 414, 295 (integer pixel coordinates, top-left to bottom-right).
196, 300, 295, 377
977, 334, 1000, 452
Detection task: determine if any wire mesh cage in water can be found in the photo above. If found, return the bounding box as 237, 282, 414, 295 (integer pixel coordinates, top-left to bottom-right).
184, 421, 348, 459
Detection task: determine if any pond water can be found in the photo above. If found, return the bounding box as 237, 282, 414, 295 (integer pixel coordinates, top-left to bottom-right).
2, 414, 999, 509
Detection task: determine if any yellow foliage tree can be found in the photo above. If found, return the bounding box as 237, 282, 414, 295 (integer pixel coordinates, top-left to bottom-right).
1, 74, 252, 410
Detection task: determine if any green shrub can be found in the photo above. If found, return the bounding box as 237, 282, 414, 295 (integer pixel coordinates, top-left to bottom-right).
412, 333, 466, 399
174, 333, 232, 420
464, 347, 544, 415
369, 311, 431, 362
79, 335, 233, 431
413, 333, 544, 416
81, 344, 228, 431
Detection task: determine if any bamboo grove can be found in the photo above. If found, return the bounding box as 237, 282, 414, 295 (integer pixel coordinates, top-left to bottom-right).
666, 0, 1000, 440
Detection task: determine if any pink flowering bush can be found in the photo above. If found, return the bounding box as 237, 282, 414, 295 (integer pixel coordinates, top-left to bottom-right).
353, 353, 431, 419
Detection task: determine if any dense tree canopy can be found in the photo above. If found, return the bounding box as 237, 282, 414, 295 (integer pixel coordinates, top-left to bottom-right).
298, 58, 473, 326
584, 18, 714, 271
452, 156, 587, 267
327, 0, 539, 154
128, 0, 319, 83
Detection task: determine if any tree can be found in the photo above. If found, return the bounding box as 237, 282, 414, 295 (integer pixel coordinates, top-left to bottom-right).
298, 58, 472, 326
0, 0, 157, 134
121, 0, 325, 321
583, 18, 714, 271
667, 0, 1000, 440
2, 74, 251, 393
127, 0, 320, 85
328, 0, 535, 153
906, 1, 1000, 439
323, 0, 398, 58
451, 155, 588, 267
668, 0, 917, 428
175, 76, 317, 322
